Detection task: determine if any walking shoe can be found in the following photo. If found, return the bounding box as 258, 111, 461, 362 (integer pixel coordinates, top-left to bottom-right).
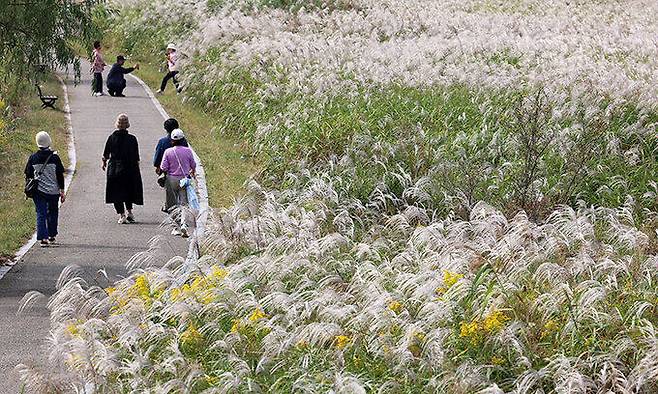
171, 228, 182, 236
48, 237, 56, 244
39, 240, 49, 247
117, 215, 128, 224
94, 92, 104, 97
155, 89, 163, 95
126, 212, 136, 223
180, 226, 189, 238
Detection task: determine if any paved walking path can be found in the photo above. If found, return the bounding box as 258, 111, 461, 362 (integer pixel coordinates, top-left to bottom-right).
0, 68, 190, 392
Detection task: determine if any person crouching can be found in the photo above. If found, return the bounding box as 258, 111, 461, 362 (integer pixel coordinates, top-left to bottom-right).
160, 129, 196, 237
107, 55, 139, 97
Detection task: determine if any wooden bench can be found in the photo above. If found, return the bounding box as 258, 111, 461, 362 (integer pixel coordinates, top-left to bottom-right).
36, 84, 58, 109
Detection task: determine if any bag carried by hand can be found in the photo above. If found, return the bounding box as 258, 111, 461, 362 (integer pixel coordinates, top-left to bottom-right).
180, 177, 201, 211
24, 151, 55, 198
157, 172, 166, 188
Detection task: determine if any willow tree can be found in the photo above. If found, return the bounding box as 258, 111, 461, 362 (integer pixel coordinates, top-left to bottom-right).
0, 0, 101, 103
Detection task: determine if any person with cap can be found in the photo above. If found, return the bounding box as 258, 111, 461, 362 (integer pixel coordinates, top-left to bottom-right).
156, 44, 181, 94
24, 131, 66, 247
160, 128, 196, 237
107, 55, 140, 97
153, 118, 188, 173
102, 114, 144, 224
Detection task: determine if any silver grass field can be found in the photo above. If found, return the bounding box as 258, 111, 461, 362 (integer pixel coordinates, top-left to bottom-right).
19, 0, 658, 392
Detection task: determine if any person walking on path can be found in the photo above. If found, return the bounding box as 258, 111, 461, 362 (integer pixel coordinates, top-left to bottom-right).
91, 40, 107, 97
107, 56, 140, 97
102, 114, 144, 224
160, 129, 196, 237
156, 44, 181, 94
24, 131, 66, 247
153, 118, 188, 173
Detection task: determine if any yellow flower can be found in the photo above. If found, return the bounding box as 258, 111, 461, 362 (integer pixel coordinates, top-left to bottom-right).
230, 319, 242, 333
541, 319, 559, 339
460, 321, 479, 339
388, 300, 403, 313
443, 270, 463, 288
491, 356, 505, 366
209, 265, 228, 282
352, 353, 363, 368
413, 331, 426, 341
436, 270, 463, 295
249, 308, 266, 322
180, 323, 204, 347
205, 374, 219, 386
132, 274, 150, 301
66, 323, 80, 337
335, 335, 351, 349
483, 310, 508, 333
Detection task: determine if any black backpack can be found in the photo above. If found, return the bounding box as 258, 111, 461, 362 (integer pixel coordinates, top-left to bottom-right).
24, 151, 55, 198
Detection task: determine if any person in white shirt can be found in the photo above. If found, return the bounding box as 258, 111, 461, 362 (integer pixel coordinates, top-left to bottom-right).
156, 44, 181, 94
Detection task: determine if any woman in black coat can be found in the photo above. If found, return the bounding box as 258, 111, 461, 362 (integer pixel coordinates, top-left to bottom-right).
102, 113, 143, 224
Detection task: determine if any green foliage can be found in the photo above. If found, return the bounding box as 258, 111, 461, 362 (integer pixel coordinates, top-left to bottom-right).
0, 0, 100, 103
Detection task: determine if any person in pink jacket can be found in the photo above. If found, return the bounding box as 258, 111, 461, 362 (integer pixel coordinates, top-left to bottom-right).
160, 129, 196, 237
91, 40, 107, 96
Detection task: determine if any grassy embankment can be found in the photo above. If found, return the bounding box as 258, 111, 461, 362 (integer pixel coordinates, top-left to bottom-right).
0, 75, 70, 261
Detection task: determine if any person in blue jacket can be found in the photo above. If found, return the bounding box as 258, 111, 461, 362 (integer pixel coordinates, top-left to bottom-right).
154, 118, 188, 173
107, 55, 139, 97
154, 118, 188, 211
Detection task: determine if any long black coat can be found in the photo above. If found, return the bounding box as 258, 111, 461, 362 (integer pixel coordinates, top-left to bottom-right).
103, 129, 143, 205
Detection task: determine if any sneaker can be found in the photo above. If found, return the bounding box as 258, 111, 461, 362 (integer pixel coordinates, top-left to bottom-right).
155, 89, 163, 95
39, 240, 49, 247
180, 227, 189, 238
48, 237, 56, 244
126, 212, 136, 223
117, 215, 127, 224
171, 228, 182, 236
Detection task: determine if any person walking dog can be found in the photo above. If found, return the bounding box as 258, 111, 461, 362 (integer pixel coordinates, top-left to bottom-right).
24, 131, 66, 247
160, 129, 196, 237
107, 55, 139, 97
156, 44, 181, 94
102, 114, 144, 224
91, 40, 106, 96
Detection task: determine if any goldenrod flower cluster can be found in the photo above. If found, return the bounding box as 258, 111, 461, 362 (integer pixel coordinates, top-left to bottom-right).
460, 309, 509, 345
436, 270, 464, 295
335, 335, 351, 349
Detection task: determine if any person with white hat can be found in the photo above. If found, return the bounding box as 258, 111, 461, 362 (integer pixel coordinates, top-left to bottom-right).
24, 131, 66, 247
156, 43, 181, 94
159, 128, 196, 237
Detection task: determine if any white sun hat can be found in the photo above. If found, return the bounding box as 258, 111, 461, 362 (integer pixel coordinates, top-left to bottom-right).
171, 128, 185, 140
36, 131, 52, 148
166, 43, 177, 51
